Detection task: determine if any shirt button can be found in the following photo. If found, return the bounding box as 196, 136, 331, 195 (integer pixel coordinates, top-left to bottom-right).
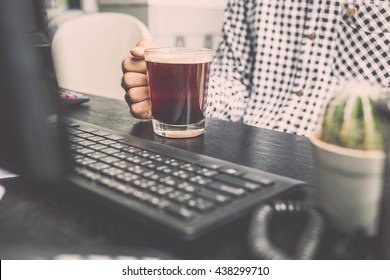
295, 90, 303, 97
346, 5, 357, 17
307, 31, 316, 41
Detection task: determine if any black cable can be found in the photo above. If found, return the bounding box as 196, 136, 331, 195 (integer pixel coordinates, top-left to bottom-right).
248, 200, 325, 260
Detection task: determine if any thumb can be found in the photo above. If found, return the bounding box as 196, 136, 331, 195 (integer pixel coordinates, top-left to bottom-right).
130, 39, 160, 59
130, 46, 146, 59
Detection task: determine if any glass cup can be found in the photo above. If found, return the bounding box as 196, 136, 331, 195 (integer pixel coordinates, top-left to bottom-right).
144, 47, 213, 138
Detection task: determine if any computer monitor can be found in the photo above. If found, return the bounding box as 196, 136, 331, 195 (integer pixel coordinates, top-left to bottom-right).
25, 0, 49, 45
0, 0, 69, 183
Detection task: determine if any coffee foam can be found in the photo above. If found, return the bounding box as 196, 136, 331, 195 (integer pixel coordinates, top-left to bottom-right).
145, 50, 213, 64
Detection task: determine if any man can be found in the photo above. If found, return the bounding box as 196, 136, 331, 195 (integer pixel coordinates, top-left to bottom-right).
122, 0, 390, 137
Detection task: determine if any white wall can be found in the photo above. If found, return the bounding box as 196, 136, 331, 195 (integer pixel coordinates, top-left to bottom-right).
97, 0, 228, 49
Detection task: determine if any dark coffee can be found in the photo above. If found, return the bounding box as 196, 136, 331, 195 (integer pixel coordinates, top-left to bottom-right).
146, 61, 210, 125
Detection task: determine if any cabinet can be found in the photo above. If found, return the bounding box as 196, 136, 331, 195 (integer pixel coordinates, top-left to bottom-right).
97, 0, 227, 49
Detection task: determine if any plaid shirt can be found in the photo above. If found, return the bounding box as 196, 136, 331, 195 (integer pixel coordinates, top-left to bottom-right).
206, 0, 390, 136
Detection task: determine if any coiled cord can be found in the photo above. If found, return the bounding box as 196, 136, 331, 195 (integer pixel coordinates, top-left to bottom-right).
248, 200, 325, 260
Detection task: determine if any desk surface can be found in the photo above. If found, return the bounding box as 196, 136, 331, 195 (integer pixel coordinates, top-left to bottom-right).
0, 95, 319, 259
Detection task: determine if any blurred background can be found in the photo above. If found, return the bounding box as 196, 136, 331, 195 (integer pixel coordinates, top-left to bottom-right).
44, 0, 227, 50
27, 0, 228, 99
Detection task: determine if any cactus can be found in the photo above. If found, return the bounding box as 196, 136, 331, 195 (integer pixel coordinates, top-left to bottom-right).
320, 80, 385, 151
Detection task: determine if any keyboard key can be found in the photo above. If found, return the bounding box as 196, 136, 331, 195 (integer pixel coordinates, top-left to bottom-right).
112, 151, 131, 159
101, 148, 120, 155
149, 185, 175, 196
180, 163, 198, 173
71, 137, 87, 144
196, 161, 222, 170
99, 139, 116, 146
165, 204, 195, 220
75, 148, 95, 155
78, 140, 95, 147
118, 185, 138, 196
115, 173, 139, 183
213, 173, 262, 191
172, 169, 192, 180
126, 155, 149, 165
142, 170, 160, 181
124, 165, 147, 175
160, 166, 177, 175
74, 168, 100, 181
167, 191, 192, 203
141, 161, 158, 170
89, 144, 107, 151
75, 157, 97, 167
150, 154, 170, 162
88, 136, 105, 142
132, 190, 153, 201
146, 197, 170, 209
187, 198, 215, 212
76, 132, 94, 139
70, 144, 82, 151
88, 162, 110, 172
105, 134, 124, 141
67, 128, 83, 136
131, 178, 156, 189
148, 153, 164, 162
101, 167, 123, 177
197, 189, 231, 204
155, 163, 171, 172
77, 126, 98, 133
111, 143, 128, 150
241, 173, 275, 187
189, 175, 213, 186
112, 183, 134, 194
72, 154, 84, 160
159, 175, 181, 186
100, 156, 120, 164
177, 182, 200, 193
218, 167, 245, 176
196, 168, 219, 177
112, 161, 130, 169
119, 144, 142, 153
96, 177, 121, 189
135, 150, 157, 159
88, 152, 107, 160
91, 130, 111, 137
64, 121, 79, 128
208, 182, 246, 197
166, 158, 184, 168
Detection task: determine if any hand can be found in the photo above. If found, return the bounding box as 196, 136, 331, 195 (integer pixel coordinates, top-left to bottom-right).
122, 39, 160, 119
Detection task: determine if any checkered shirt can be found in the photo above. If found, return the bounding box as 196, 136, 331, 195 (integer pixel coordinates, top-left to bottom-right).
206, 0, 390, 136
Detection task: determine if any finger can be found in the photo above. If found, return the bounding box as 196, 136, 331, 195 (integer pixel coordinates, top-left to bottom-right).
122, 56, 147, 74
122, 72, 148, 89
130, 39, 161, 58
130, 99, 152, 119
130, 47, 146, 59
126, 87, 150, 104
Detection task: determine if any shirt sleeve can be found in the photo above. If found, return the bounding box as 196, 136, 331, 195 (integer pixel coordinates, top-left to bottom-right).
205, 0, 255, 122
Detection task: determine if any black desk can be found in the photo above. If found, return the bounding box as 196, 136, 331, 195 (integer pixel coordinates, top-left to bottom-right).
0, 95, 317, 259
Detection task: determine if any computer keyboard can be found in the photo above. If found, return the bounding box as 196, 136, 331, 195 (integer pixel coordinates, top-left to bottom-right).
65, 119, 303, 240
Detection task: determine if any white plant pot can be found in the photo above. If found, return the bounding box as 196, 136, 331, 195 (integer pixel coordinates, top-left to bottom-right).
310, 132, 386, 236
